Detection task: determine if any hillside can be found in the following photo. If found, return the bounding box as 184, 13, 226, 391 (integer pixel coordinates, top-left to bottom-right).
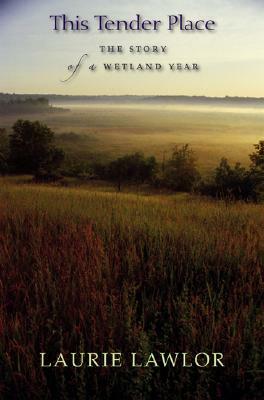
0, 178, 263, 399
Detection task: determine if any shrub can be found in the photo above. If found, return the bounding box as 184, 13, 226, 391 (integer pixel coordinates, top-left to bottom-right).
249, 140, 264, 197
9, 120, 65, 177
163, 144, 200, 192
107, 152, 157, 191
0, 128, 8, 175
200, 140, 264, 202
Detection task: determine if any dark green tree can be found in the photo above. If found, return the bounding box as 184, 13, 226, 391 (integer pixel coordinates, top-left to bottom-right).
108, 152, 157, 191
200, 157, 258, 201
215, 158, 256, 200
249, 140, 264, 196
250, 140, 264, 169
0, 128, 9, 174
9, 120, 64, 177
164, 144, 200, 192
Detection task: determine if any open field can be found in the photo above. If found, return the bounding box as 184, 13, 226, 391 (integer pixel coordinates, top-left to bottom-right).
1, 103, 264, 173
0, 178, 263, 399
0, 101, 263, 398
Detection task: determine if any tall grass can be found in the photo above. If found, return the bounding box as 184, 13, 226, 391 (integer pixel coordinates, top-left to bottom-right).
0, 181, 263, 399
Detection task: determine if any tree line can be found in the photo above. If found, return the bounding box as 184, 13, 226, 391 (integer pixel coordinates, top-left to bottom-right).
0, 119, 263, 201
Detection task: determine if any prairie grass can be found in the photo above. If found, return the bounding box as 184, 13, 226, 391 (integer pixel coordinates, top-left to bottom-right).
0, 180, 263, 399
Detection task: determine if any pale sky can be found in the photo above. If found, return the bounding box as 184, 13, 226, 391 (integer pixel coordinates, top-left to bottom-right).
0, 0, 264, 96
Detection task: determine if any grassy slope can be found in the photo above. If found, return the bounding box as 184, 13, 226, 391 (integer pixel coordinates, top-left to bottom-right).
0, 179, 263, 399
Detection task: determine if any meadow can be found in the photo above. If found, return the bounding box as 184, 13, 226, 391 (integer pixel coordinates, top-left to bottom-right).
0, 179, 263, 399
0, 102, 263, 399
1, 103, 264, 173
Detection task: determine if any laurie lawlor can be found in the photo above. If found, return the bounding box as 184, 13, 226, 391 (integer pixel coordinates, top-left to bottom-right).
40, 352, 224, 368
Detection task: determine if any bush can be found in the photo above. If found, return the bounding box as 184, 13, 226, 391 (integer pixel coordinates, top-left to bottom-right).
200, 158, 258, 201
0, 128, 9, 174
9, 120, 65, 176
107, 152, 157, 191
249, 140, 264, 197
200, 142, 264, 202
163, 144, 200, 192
33, 170, 64, 183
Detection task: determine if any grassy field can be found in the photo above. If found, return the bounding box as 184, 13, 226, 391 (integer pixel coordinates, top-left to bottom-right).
0, 178, 263, 399
1, 104, 264, 173
0, 103, 263, 398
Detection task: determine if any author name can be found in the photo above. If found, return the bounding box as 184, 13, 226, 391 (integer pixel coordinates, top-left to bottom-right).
40, 352, 224, 368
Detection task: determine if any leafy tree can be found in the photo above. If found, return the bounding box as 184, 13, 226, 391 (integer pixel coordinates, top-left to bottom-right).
164, 144, 200, 191
9, 120, 64, 177
215, 158, 257, 200
249, 140, 264, 194
108, 152, 157, 191
0, 128, 9, 174
250, 140, 264, 169
200, 158, 258, 201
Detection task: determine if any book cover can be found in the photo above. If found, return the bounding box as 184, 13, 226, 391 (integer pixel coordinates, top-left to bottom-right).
0, 0, 263, 399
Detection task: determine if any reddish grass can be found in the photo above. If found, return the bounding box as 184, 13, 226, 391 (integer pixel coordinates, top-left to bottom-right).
0, 186, 263, 399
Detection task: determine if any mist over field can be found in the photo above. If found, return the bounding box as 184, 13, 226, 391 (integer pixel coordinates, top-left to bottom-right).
1, 96, 263, 173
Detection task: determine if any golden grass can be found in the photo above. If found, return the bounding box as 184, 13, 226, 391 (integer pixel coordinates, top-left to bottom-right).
0, 179, 263, 399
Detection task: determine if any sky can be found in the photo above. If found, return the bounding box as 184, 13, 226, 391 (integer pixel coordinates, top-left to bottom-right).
0, 0, 264, 96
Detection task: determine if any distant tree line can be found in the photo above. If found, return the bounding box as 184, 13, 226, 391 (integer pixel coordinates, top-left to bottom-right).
0, 119, 263, 201
0, 97, 68, 115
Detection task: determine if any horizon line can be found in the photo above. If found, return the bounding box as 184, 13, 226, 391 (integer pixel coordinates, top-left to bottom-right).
1, 92, 264, 100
